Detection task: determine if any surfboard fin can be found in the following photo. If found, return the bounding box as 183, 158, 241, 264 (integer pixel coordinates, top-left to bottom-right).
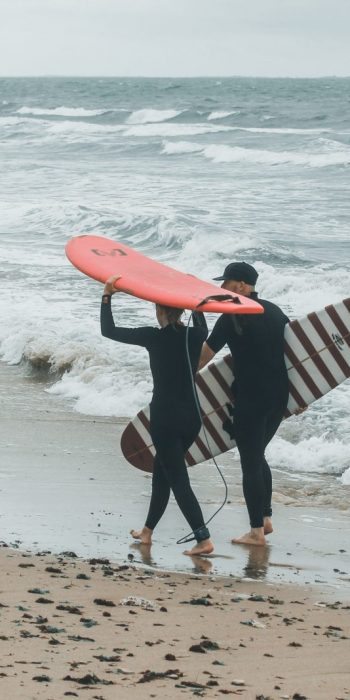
196, 294, 242, 307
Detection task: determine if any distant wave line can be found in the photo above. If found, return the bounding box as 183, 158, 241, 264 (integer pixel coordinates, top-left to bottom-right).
162, 141, 350, 167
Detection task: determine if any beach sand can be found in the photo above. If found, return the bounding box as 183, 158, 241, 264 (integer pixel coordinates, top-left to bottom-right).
1, 362, 350, 698
0, 545, 349, 699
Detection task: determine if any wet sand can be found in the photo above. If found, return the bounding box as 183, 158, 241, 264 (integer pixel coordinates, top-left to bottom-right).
1, 363, 350, 592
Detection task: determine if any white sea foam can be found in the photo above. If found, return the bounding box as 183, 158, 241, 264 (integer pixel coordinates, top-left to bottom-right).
161, 140, 203, 155
125, 123, 233, 138
233, 126, 330, 134
46, 120, 125, 140
0, 115, 41, 128
207, 110, 238, 120
202, 144, 350, 167
254, 261, 349, 318
126, 108, 183, 124
0, 290, 153, 417
177, 231, 259, 281
341, 468, 350, 485
268, 434, 350, 477
17, 106, 106, 117
48, 357, 152, 417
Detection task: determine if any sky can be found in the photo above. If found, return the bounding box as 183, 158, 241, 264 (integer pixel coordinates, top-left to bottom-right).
1, 0, 350, 77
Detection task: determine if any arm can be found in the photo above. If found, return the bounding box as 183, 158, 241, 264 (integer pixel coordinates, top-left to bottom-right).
192, 310, 208, 346
100, 275, 154, 347
192, 310, 207, 331
198, 313, 228, 369
198, 341, 215, 370
192, 310, 208, 334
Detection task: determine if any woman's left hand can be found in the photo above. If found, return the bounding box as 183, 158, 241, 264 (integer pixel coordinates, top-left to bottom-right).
103, 274, 122, 295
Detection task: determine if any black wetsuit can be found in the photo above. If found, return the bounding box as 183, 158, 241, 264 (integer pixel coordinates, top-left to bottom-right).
101, 296, 210, 542
206, 292, 289, 528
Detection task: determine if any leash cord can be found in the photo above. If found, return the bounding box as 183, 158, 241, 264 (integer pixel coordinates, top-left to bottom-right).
176, 310, 229, 546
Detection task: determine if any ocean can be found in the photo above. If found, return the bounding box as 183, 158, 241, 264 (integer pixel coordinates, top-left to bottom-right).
1, 76, 350, 494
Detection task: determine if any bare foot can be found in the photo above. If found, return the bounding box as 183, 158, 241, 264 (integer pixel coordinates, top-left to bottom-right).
263, 517, 273, 535
130, 526, 152, 545
184, 539, 214, 557
231, 527, 266, 546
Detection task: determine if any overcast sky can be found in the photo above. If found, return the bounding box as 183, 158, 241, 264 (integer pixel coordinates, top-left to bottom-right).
1, 0, 350, 77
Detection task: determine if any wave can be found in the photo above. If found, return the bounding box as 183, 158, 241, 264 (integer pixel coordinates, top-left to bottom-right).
17, 106, 106, 118
160, 139, 350, 167
125, 123, 233, 138
341, 467, 350, 485
202, 144, 350, 167
231, 126, 331, 135
161, 140, 203, 155
0, 310, 153, 418
269, 433, 350, 477
0, 115, 31, 127
207, 110, 239, 121
126, 108, 183, 124
46, 121, 125, 139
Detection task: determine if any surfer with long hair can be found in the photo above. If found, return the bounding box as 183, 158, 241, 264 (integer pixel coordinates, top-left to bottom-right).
100, 275, 214, 557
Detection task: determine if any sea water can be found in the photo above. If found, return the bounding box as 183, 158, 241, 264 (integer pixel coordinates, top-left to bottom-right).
0, 76, 349, 492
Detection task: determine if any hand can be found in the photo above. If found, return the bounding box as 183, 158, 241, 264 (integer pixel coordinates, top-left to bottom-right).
103, 274, 122, 295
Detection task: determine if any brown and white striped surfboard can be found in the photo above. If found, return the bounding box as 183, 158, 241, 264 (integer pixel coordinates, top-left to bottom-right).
120, 297, 350, 472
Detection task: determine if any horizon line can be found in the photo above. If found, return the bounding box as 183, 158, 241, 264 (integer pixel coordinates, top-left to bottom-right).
0, 73, 349, 80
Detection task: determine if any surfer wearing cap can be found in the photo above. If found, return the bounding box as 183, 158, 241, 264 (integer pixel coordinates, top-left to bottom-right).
199, 262, 289, 546
100, 275, 214, 557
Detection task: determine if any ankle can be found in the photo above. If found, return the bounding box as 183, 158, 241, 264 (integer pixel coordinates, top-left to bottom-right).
251, 527, 265, 539
195, 526, 210, 543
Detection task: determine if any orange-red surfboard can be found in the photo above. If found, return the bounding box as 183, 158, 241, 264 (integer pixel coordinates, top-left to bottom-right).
65, 235, 263, 315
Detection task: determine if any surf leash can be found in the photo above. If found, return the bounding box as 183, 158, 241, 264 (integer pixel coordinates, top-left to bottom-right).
176, 304, 230, 546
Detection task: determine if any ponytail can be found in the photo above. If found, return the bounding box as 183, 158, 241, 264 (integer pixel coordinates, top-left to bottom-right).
157, 304, 184, 326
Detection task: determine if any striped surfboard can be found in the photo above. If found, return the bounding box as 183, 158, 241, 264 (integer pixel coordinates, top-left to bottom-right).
120, 297, 350, 472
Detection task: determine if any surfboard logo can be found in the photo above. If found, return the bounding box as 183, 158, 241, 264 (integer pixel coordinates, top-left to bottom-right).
332, 332, 345, 351
91, 247, 127, 257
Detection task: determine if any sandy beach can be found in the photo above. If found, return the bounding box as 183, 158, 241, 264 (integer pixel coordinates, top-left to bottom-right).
0, 545, 349, 700
1, 362, 350, 698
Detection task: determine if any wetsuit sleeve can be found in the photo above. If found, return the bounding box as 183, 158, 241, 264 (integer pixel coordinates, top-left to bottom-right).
192, 311, 208, 339
206, 314, 229, 353
100, 296, 155, 348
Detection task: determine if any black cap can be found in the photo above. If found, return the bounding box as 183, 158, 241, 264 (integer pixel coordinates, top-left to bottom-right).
213, 262, 258, 286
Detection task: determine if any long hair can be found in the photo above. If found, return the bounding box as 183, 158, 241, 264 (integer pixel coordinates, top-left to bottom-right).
157, 304, 184, 326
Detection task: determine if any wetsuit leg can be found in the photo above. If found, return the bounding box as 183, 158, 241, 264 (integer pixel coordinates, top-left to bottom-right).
261, 456, 273, 518
145, 455, 171, 531
261, 403, 286, 518
149, 427, 209, 542
234, 405, 267, 529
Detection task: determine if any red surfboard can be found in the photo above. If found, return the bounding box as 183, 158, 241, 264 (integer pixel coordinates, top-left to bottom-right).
65, 235, 263, 315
